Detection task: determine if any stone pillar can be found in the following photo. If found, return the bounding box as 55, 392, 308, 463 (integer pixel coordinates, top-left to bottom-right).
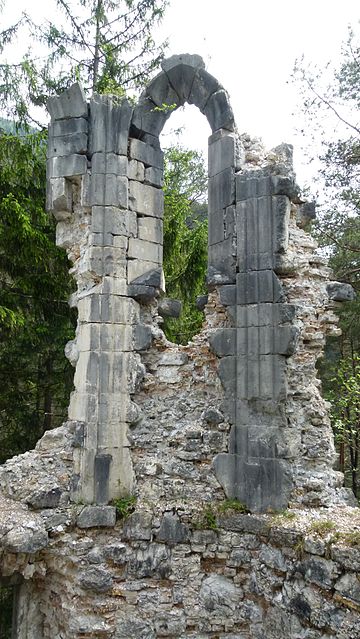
213, 171, 298, 512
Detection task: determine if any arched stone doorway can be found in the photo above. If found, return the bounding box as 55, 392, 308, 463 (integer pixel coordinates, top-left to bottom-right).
46, 55, 341, 512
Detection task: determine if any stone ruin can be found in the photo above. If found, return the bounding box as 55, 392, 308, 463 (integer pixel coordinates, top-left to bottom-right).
1, 54, 360, 638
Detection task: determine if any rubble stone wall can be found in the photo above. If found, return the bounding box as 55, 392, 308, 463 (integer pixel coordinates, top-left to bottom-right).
0, 54, 359, 637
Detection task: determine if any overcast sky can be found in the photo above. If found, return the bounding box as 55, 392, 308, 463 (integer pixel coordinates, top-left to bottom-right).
2, 0, 359, 185
157, 0, 360, 185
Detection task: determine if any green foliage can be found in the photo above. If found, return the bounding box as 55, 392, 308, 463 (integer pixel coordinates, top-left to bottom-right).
193, 505, 218, 531
309, 520, 336, 536
112, 495, 136, 520
0, 0, 168, 128
162, 145, 208, 344
0, 131, 75, 461
0, 585, 13, 638
217, 499, 249, 514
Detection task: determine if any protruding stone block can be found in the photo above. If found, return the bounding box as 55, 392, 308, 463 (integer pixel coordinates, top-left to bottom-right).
129, 268, 162, 288
128, 238, 162, 263
77, 505, 116, 528
89, 94, 133, 156
209, 328, 236, 357
48, 132, 88, 158
47, 82, 87, 120
188, 68, 220, 110
47, 154, 87, 179
129, 181, 164, 217
129, 138, 164, 169
203, 89, 235, 132
138, 217, 163, 244
327, 282, 355, 302
158, 298, 182, 318
46, 177, 73, 219
132, 97, 170, 137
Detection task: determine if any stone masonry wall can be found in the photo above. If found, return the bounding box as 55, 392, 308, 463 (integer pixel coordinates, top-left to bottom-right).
0, 54, 359, 637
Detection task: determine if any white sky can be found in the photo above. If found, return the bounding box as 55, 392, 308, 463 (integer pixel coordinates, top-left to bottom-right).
1, 0, 359, 186
157, 0, 360, 186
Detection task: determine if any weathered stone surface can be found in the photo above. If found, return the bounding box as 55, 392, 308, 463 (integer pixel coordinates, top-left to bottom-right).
48, 131, 87, 158
156, 513, 190, 544
196, 294, 208, 311
79, 566, 113, 592
127, 284, 157, 303
335, 573, 360, 604
130, 268, 162, 288
158, 298, 182, 318
129, 180, 164, 217
47, 82, 87, 120
47, 154, 87, 178
203, 89, 235, 132
89, 94, 132, 155
129, 138, 164, 169
77, 506, 116, 528
327, 281, 355, 302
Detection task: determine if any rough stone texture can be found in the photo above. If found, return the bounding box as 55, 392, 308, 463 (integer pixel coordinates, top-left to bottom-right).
1, 55, 359, 637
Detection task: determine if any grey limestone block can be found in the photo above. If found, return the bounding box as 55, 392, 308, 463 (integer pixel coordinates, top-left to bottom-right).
128, 237, 162, 263
46, 177, 72, 218
94, 454, 112, 504
88, 246, 126, 278
129, 180, 164, 217
47, 131, 88, 158
129, 267, 162, 288
89, 94, 133, 156
271, 174, 299, 201
26, 487, 62, 509
127, 284, 157, 303
208, 167, 235, 214
122, 511, 152, 541
236, 325, 298, 357
196, 294, 208, 311
158, 297, 182, 318
236, 173, 272, 201
208, 208, 225, 246
91, 153, 127, 176
335, 573, 360, 604
128, 159, 145, 182
235, 303, 296, 328
236, 398, 287, 428
79, 566, 113, 592
129, 138, 164, 169
208, 130, 236, 177
144, 166, 164, 187
209, 328, 236, 357
236, 271, 283, 305
47, 154, 87, 179
138, 216, 163, 244
133, 324, 153, 351
90, 173, 128, 208
127, 259, 162, 285
218, 285, 236, 307
132, 96, 171, 137
297, 200, 316, 227
203, 89, 235, 132
77, 293, 140, 325
77, 505, 116, 528
237, 354, 287, 401
213, 453, 292, 512
47, 82, 87, 120
156, 513, 190, 544
327, 281, 355, 302
208, 237, 236, 285
188, 67, 220, 110
144, 70, 182, 108
161, 53, 205, 103
218, 356, 236, 395
91, 206, 137, 240
51, 117, 88, 137
273, 195, 290, 254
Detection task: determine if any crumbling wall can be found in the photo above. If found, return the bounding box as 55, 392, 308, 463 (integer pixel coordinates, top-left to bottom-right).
0, 54, 359, 637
